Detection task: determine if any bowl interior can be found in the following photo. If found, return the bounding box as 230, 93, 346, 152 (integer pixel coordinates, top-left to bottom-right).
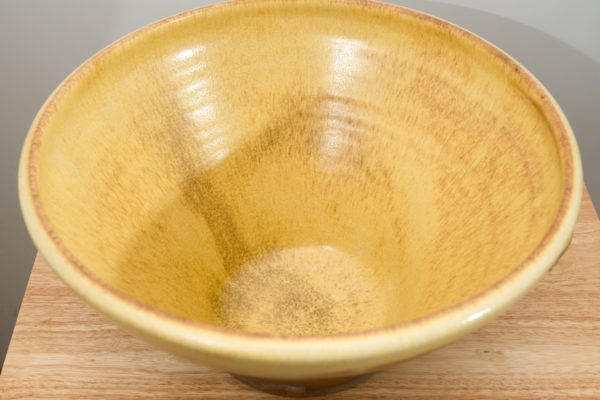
32, 2, 565, 336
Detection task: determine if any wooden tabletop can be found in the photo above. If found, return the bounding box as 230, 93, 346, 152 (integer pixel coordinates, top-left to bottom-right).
1, 191, 599, 399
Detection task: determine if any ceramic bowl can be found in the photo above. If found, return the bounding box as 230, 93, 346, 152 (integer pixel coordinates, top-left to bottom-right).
19, 0, 582, 396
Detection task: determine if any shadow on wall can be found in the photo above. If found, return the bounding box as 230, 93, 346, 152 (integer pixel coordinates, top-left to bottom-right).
0, 0, 119, 370
398, 0, 600, 203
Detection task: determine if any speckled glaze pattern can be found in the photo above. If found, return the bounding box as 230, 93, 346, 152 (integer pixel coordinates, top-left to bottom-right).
19, 0, 581, 385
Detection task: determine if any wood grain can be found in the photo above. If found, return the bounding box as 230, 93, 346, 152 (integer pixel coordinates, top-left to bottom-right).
1, 190, 598, 399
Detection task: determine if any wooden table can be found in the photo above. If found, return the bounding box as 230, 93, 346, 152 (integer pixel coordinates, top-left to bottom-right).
2, 191, 599, 399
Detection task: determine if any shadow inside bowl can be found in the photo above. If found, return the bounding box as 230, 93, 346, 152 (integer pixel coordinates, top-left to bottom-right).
112, 94, 411, 336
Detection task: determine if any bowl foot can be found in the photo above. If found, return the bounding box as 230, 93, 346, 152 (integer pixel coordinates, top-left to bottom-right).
232, 373, 372, 397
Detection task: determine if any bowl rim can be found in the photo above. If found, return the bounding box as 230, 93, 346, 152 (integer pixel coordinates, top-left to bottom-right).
19, 0, 582, 376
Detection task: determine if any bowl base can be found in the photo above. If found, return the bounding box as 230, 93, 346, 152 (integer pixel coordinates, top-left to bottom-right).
232, 373, 372, 397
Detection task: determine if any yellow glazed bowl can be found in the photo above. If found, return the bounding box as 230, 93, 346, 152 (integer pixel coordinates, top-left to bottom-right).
19, 0, 582, 395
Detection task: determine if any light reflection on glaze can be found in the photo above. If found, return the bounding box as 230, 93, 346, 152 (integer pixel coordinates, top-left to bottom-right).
171, 45, 231, 168
465, 307, 492, 323
317, 36, 369, 173
326, 36, 366, 88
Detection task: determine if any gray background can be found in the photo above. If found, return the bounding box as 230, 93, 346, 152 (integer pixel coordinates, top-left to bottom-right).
1, 0, 598, 370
